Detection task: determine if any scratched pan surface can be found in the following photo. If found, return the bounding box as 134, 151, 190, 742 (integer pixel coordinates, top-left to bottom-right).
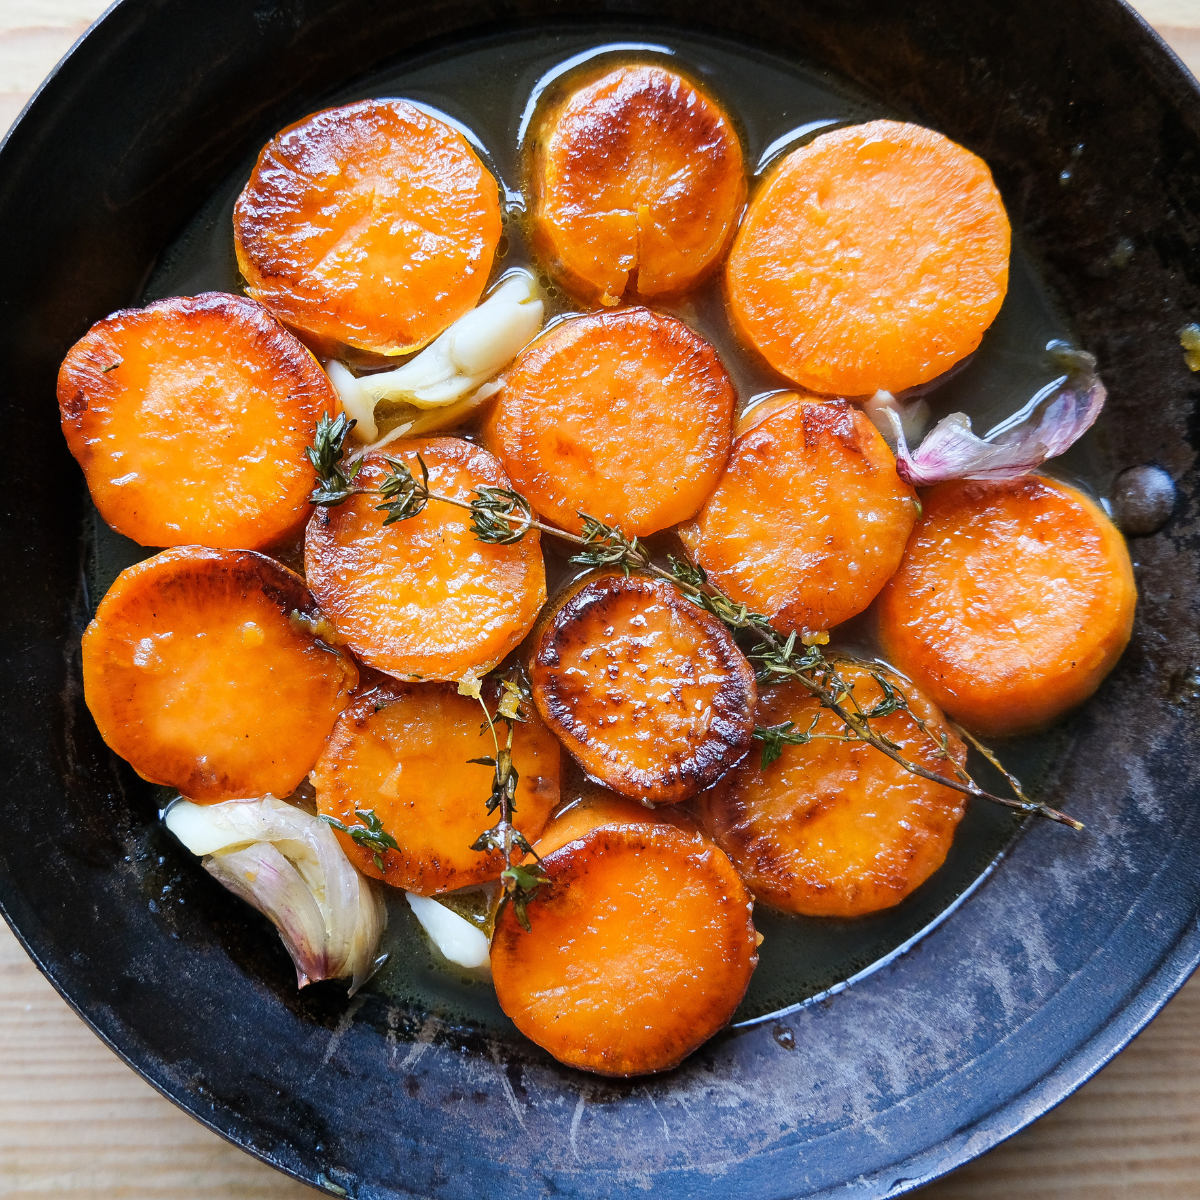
2, 1, 1200, 1197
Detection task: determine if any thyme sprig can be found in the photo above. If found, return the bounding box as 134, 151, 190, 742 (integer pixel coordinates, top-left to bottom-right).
464, 671, 550, 931
306, 416, 1082, 833
752, 715, 826, 769
320, 807, 400, 871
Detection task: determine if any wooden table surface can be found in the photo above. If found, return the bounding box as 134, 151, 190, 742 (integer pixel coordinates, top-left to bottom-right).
2, 2, 1200, 1196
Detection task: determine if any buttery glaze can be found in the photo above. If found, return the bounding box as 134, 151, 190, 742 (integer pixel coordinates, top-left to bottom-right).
313, 680, 561, 893
530, 572, 756, 803
234, 99, 502, 358
491, 792, 758, 1075
128, 26, 1087, 1026
483, 306, 735, 536
697, 664, 968, 918
58, 292, 332, 550
528, 63, 745, 305
82, 547, 358, 802
304, 439, 546, 682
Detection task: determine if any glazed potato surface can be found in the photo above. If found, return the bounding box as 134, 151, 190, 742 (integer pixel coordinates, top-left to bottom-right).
234, 99, 502, 357
530, 572, 756, 803
82, 547, 358, 803
877, 476, 1137, 737
698, 665, 968, 917
727, 120, 1010, 396
681, 393, 918, 636
482, 307, 735, 536
304, 439, 546, 682
530, 64, 745, 305
58, 292, 332, 550
491, 797, 758, 1076
312, 680, 560, 893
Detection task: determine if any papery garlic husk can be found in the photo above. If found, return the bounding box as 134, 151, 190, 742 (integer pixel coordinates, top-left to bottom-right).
328, 270, 544, 445
889, 342, 1106, 487
164, 796, 387, 995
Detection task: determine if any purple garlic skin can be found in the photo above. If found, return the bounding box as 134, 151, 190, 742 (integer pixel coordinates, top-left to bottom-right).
889, 342, 1105, 487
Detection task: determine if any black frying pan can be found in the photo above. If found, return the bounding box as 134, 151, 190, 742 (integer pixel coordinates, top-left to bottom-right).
2, 2, 1199, 1196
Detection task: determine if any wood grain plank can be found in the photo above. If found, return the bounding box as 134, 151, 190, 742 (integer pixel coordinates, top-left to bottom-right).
2, 1, 1200, 1197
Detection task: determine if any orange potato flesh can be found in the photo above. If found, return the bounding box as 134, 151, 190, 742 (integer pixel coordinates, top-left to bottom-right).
491, 803, 758, 1076
877, 476, 1137, 737
726, 120, 1010, 395
234, 99, 502, 357
57, 293, 333, 550
81, 547, 358, 802
482, 308, 735, 536
679, 394, 917, 636
696, 664, 968, 918
312, 680, 560, 893
304, 439, 546, 682
529, 572, 756, 803
529, 64, 745, 305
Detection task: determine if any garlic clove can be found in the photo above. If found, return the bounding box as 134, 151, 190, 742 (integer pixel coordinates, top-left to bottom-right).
164, 796, 387, 994
406, 891, 490, 970
324, 359, 378, 443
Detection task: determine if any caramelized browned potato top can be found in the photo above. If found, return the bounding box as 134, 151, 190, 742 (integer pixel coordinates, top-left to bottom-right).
491, 793, 758, 1076
58, 292, 333, 550
697, 663, 968, 918
234, 99, 502, 357
681, 393, 918, 636
82, 547, 358, 803
530, 572, 755, 803
312, 680, 560, 893
304, 439, 546, 683
482, 307, 735, 536
529, 64, 745, 305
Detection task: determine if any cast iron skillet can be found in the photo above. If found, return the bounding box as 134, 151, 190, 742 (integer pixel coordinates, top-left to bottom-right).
2, 1, 1199, 1196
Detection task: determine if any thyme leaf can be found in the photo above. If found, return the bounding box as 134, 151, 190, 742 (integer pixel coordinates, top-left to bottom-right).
320, 807, 400, 871
308, 412, 363, 506
568, 515, 649, 573
467, 667, 550, 930
752, 716, 822, 769
471, 487, 535, 544
376, 454, 430, 525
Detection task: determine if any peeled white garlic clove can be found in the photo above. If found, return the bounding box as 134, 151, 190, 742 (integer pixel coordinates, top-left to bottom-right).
324, 359, 378, 443
165, 797, 387, 994
405, 892, 490, 970
328, 269, 543, 444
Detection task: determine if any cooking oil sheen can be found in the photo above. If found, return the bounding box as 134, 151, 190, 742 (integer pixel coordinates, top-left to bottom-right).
114, 22, 1090, 1029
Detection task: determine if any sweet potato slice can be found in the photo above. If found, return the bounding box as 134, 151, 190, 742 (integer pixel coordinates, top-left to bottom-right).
312, 680, 560, 893
679, 393, 918, 637
529, 64, 745, 305
726, 120, 1010, 395
234, 99, 502, 357
82, 547, 358, 802
529, 572, 755, 803
304, 439, 545, 682
696, 664, 968, 918
877, 476, 1136, 737
482, 308, 735, 536
58, 292, 333, 550
491, 798, 757, 1076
